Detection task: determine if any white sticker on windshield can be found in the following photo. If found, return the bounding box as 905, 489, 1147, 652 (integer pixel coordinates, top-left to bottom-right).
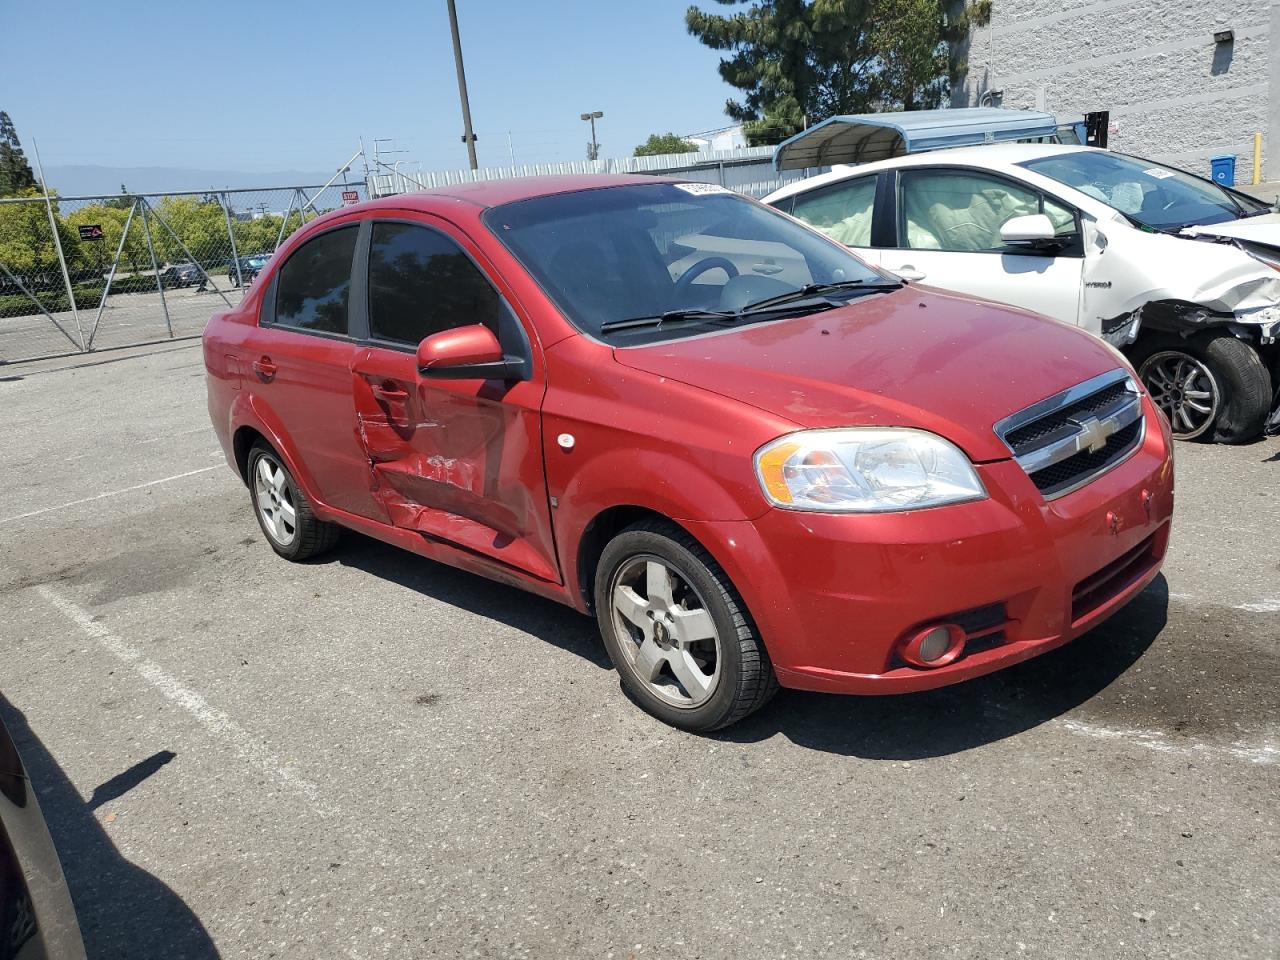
1144, 167, 1176, 179
674, 182, 732, 196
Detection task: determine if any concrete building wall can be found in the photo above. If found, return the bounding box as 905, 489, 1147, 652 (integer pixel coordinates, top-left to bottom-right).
956, 0, 1278, 182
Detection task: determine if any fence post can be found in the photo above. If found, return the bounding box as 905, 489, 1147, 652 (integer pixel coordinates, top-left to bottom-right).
32, 140, 84, 350
86, 200, 138, 351
141, 200, 174, 338
221, 193, 244, 290
273, 190, 298, 251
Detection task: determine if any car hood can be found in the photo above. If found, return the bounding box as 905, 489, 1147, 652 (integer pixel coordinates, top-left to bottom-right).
1180, 213, 1280, 245
612, 287, 1129, 462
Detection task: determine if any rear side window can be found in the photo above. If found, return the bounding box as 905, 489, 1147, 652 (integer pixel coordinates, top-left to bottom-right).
790, 177, 877, 247
367, 222, 501, 346
274, 226, 357, 334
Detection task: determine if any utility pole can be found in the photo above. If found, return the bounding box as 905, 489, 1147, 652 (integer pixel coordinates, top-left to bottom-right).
446, 0, 479, 170
581, 111, 603, 161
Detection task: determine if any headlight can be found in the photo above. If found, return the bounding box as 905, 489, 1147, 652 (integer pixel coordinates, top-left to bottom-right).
754, 428, 987, 513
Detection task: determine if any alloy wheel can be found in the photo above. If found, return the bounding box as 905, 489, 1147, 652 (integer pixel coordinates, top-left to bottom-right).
1139, 350, 1220, 440
253, 454, 298, 546
608, 555, 722, 708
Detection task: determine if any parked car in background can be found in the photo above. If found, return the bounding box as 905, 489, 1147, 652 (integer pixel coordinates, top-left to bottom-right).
159, 262, 202, 288
0, 709, 85, 960
227, 254, 271, 287
765, 144, 1280, 442
205, 176, 1173, 731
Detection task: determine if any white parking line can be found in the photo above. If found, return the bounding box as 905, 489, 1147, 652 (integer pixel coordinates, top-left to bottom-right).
1058, 718, 1278, 765
1235, 599, 1280, 614
0, 466, 221, 524
136, 426, 211, 444
35, 584, 337, 818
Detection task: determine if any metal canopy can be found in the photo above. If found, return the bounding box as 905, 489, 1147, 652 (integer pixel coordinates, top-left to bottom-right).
772, 108, 1059, 171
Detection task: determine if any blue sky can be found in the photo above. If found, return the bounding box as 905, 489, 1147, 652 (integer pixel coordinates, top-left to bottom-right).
3, 0, 740, 176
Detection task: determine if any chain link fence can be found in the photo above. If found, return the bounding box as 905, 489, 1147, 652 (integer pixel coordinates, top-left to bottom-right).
0, 183, 368, 364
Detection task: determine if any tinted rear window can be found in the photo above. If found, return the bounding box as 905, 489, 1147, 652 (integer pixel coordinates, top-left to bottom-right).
274, 226, 357, 334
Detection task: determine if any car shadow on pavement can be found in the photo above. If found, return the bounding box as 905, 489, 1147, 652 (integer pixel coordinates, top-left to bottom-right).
328, 532, 611, 669
720, 575, 1170, 759
0, 696, 220, 960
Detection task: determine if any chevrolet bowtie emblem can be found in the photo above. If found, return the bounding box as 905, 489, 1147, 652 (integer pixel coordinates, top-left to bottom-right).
1074, 415, 1114, 454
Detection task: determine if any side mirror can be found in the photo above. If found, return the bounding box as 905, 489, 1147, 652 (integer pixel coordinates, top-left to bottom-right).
1000, 213, 1059, 248
416, 324, 525, 381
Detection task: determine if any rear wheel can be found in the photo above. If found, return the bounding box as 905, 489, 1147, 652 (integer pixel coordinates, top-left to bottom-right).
248, 443, 339, 560
1132, 333, 1271, 443
595, 520, 777, 732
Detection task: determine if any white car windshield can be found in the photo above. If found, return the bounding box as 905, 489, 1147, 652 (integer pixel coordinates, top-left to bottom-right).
1020, 151, 1270, 231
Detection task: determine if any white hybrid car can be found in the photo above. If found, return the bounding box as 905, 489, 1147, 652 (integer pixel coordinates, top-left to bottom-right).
764, 144, 1280, 441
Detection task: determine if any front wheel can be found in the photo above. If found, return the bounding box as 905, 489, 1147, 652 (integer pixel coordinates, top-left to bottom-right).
595, 520, 777, 732
1132, 333, 1272, 443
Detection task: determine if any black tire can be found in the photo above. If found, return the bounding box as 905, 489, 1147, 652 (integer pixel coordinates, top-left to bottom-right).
1130, 332, 1271, 443
247, 442, 339, 561
594, 519, 778, 732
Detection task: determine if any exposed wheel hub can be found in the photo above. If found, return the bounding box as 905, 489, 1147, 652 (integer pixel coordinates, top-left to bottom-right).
1139, 351, 1219, 440
609, 556, 722, 707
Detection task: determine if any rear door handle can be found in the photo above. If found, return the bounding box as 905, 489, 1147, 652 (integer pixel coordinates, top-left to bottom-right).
252, 357, 277, 381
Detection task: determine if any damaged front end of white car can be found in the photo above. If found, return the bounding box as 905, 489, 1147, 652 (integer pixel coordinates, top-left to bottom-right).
1082, 214, 1280, 441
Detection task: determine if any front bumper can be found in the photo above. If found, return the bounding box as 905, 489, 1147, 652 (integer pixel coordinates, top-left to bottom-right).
688, 402, 1174, 695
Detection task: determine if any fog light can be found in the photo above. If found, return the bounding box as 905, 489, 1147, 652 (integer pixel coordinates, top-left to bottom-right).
898, 623, 965, 668
917, 626, 951, 662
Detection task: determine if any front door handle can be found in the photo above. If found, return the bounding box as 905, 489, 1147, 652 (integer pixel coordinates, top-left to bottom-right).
371, 381, 409, 403
889, 264, 927, 282
252, 356, 277, 382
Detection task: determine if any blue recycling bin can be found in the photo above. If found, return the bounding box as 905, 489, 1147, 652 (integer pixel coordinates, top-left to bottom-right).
1210, 154, 1236, 187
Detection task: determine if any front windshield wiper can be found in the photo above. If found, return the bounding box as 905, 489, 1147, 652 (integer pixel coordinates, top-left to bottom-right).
599, 308, 739, 334
737, 279, 904, 314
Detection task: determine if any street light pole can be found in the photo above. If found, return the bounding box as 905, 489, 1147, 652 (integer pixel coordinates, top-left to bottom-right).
580, 111, 603, 161
446, 0, 478, 170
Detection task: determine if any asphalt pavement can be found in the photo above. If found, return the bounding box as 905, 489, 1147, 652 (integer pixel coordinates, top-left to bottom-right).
0, 341, 1276, 960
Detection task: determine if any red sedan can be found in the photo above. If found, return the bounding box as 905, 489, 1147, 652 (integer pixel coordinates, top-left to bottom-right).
203, 175, 1174, 731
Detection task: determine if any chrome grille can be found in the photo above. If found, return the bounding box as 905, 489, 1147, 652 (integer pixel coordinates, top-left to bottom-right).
994, 369, 1145, 499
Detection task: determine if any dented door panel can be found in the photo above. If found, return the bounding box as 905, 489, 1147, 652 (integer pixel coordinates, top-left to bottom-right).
351, 346, 559, 584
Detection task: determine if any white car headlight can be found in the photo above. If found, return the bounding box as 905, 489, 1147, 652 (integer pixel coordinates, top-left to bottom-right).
754, 428, 987, 513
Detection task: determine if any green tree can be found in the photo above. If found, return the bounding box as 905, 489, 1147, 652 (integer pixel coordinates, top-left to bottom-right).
685, 0, 991, 145
65, 204, 153, 276
0, 188, 79, 278
871, 0, 948, 110
0, 112, 37, 197
634, 133, 700, 156
686, 0, 825, 146
149, 195, 230, 266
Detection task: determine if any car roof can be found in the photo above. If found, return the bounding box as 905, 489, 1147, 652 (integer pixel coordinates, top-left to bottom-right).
765, 143, 1098, 202
360, 173, 673, 212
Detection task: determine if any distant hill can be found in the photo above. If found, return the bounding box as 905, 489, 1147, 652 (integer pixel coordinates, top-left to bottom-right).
44, 164, 347, 197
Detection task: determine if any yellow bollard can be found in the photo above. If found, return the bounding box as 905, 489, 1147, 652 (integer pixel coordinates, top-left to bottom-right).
1254, 132, 1262, 185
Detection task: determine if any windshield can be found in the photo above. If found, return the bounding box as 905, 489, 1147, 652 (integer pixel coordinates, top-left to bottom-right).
1020, 151, 1270, 230
483, 182, 886, 343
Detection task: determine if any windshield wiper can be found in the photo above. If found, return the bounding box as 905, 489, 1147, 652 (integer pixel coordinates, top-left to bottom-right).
599, 308, 739, 334
737, 279, 904, 314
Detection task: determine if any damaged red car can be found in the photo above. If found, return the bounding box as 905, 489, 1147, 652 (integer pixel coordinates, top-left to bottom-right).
204, 175, 1174, 731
